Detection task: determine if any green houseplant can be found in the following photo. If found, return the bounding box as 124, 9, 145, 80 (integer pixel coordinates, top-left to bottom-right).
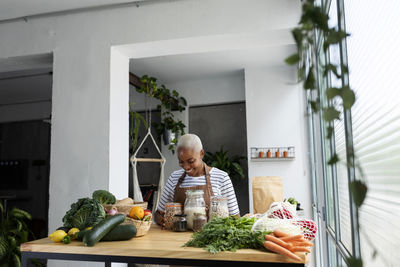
132, 75, 187, 153
203, 146, 246, 185
0, 202, 31, 267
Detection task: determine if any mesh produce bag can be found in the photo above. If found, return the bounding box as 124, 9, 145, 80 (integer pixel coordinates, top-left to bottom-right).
252, 201, 318, 241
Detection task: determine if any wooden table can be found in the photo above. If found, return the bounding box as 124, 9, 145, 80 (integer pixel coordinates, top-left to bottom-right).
21, 225, 309, 266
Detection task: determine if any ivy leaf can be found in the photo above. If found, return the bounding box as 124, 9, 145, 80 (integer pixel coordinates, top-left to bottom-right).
341, 86, 356, 109
304, 67, 316, 90
326, 87, 341, 100
324, 63, 341, 78
292, 28, 304, 48
350, 180, 368, 207
309, 100, 319, 113
326, 126, 334, 139
285, 53, 300, 65
323, 107, 340, 121
328, 153, 339, 165
347, 256, 363, 267
324, 30, 349, 51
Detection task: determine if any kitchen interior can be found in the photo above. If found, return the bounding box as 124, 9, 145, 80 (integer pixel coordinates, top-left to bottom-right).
0, 1, 399, 267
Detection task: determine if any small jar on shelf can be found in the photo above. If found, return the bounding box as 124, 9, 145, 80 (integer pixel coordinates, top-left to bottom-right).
275, 148, 281, 158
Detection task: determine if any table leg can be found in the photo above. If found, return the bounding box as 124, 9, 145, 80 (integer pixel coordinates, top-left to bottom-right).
105, 262, 111, 267
21, 253, 29, 267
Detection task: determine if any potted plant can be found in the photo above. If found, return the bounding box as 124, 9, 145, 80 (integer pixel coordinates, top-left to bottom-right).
203, 146, 246, 185
0, 202, 32, 267
131, 75, 187, 153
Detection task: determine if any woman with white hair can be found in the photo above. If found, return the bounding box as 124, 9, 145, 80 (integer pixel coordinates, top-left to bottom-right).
155, 133, 240, 227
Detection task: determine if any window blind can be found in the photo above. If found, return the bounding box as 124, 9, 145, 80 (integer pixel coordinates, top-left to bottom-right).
344, 0, 400, 266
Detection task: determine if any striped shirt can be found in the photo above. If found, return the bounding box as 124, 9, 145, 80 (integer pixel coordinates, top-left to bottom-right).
157, 168, 240, 216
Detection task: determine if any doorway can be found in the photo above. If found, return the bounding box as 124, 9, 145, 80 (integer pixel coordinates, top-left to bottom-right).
189, 102, 249, 214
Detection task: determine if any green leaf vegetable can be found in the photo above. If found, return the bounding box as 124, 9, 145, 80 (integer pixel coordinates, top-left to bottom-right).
92, 190, 116, 205
184, 217, 270, 254
62, 198, 106, 230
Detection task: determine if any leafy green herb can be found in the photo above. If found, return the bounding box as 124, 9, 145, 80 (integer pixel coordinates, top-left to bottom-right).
184, 217, 270, 254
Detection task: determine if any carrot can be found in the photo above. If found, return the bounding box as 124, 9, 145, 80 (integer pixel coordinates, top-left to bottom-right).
265, 235, 292, 250
291, 246, 311, 253
280, 235, 304, 242
264, 241, 302, 262
291, 241, 314, 247
273, 230, 289, 238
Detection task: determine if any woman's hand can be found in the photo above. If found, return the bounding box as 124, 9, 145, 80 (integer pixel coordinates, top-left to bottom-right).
154, 210, 166, 229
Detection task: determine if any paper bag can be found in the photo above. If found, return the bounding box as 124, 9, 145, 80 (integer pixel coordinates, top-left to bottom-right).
252, 176, 283, 214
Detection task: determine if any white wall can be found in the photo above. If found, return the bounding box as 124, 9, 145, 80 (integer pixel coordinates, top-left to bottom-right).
245, 66, 311, 217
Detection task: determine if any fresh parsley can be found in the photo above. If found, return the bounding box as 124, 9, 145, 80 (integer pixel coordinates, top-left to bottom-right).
184, 216, 270, 254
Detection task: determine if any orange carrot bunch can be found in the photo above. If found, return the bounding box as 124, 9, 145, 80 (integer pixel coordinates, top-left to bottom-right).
263, 230, 314, 262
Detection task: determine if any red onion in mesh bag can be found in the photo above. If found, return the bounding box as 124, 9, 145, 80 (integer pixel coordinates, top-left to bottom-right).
292, 219, 318, 241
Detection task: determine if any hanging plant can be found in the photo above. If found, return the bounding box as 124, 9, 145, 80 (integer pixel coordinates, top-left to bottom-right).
131, 75, 187, 153
286, 1, 368, 266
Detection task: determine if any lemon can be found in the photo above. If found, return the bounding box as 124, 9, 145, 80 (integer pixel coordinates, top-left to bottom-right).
67, 228, 80, 239
49, 230, 67, 242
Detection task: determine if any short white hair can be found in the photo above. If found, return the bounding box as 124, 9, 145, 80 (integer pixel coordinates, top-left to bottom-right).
177, 134, 203, 152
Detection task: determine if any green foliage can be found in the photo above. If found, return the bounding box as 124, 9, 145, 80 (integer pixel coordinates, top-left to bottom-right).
347, 256, 363, 267
132, 75, 187, 153
0, 202, 31, 267
129, 103, 148, 153
184, 216, 269, 254
203, 146, 246, 185
62, 198, 106, 230
350, 180, 368, 207
92, 190, 116, 205
288, 1, 370, 266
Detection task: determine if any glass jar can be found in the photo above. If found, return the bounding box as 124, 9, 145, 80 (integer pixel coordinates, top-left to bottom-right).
209, 196, 229, 220
165, 202, 183, 230
192, 212, 207, 232
184, 190, 206, 230
173, 214, 187, 232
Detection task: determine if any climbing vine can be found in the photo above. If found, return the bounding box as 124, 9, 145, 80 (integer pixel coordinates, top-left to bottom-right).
285, 0, 369, 266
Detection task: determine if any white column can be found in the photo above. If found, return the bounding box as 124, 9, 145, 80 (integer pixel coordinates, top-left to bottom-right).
109, 48, 130, 199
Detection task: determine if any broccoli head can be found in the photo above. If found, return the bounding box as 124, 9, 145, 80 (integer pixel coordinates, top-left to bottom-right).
92, 190, 116, 205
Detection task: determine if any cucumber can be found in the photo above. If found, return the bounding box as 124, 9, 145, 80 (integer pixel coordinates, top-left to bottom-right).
83, 214, 125, 246
101, 224, 137, 241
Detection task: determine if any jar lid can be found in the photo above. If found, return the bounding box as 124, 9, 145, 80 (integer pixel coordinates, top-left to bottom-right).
185, 189, 204, 196
165, 202, 183, 208
211, 196, 228, 201
174, 214, 187, 217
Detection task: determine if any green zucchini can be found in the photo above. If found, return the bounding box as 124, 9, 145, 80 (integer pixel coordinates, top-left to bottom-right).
75, 228, 92, 241
101, 224, 137, 241
83, 214, 125, 246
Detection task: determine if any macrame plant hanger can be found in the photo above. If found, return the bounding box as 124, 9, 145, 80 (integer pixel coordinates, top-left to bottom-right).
130, 93, 166, 211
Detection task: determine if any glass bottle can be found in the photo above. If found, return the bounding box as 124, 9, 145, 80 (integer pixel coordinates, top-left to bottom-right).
192, 212, 207, 232
165, 202, 183, 230
184, 190, 206, 230
209, 196, 229, 220
173, 214, 187, 232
